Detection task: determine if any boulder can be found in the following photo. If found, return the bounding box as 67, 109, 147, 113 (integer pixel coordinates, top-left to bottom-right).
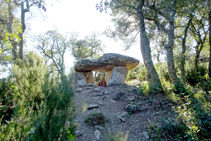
108, 66, 128, 86
74, 53, 139, 72
74, 72, 87, 87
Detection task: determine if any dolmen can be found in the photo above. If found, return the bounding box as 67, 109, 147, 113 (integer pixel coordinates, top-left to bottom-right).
73, 53, 139, 87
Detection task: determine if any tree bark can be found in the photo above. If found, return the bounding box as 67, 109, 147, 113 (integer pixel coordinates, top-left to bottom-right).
180, 14, 193, 82
208, 9, 211, 76
137, 0, 163, 93
19, 2, 26, 60
7, 1, 17, 60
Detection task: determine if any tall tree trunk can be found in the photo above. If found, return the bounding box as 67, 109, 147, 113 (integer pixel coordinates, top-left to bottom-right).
208, 8, 211, 76
165, 19, 180, 88
180, 14, 193, 82
7, 1, 17, 60
19, 2, 26, 60
137, 0, 163, 93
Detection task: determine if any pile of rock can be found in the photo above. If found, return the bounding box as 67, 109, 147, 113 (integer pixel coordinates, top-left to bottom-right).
73, 53, 139, 87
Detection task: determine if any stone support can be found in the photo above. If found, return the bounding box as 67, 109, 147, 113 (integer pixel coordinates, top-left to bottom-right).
108, 66, 128, 86
74, 72, 87, 87
105, 70, 112, 84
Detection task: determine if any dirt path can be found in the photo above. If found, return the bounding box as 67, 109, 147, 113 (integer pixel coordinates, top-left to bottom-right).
74, 84, 175, 141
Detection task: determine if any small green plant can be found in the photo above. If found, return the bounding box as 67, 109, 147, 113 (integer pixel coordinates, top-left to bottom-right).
105, 130, 129, 141
85, 112, 108, 126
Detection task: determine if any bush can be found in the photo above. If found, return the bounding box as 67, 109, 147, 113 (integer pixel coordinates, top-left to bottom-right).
0, 79, 14, 124
30, 75, 76, 141
85, 112, 108, 126
0, 52, 76, 141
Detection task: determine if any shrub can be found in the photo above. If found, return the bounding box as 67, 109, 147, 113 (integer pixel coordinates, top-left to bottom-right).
0, 52, 76, 141
85, 112, 108, 126
0, 79, 14, 124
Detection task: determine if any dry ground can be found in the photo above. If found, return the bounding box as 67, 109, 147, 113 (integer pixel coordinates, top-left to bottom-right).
74, 82, 176, 141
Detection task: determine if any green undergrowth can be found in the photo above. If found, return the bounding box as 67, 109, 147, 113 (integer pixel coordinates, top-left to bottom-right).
147, 82, 211, 140
0, 52, 76, 141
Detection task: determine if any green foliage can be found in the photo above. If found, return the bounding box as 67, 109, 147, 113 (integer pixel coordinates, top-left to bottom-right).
71, 32, 105, 61
11, 52, 48, 105
126, 64, 148, 81
85, 112, 108, 126
105, 130, 129, 141
186, 64, 208, 85
0, 52, 76, 141
150, 85, 211, 140
34, 30, 70, 75
0, 79, 14, 124
30, 75, 76, 141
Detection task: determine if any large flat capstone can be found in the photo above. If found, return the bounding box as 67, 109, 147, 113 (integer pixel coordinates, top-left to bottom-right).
74, 53, 139, 72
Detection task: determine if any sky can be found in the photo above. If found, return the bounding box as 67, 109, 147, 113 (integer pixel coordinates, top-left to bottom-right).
25, 0, 143, 73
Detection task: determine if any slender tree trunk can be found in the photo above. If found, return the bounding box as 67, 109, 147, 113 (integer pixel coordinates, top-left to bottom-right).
7, 1, 17, 60
195, 49, 200, 72
137, 1, 163, 93
180, 15, 193, 82
209, 10, 211, 76
208, 0, 211, 76
19, 2, 26, 60
165, 20, 180, 86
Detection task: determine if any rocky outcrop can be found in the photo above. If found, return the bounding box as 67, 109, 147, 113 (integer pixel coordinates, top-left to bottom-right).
74, 53, 139, 86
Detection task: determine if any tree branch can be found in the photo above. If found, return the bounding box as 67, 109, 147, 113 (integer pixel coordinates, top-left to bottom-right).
146, 4, 170, 20
114, 4, 136, 10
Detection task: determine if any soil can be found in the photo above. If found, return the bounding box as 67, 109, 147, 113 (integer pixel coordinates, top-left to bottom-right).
74, 81, 176, 141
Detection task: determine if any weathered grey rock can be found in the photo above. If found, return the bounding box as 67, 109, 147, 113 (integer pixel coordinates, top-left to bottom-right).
95, 125, 105, 131
128, 96, 135, 101
75, 130, 83, 137
94, 87, 101, 92
76, 88, 83, 92
74, 53, 139, 72
125, 104, 137, 113
108, 66, 128, 86
74, 72, 87, 87
94, 130, 101, 140
103, 91, 110, 95
87, 83, 97, 87
118, 112, 129, 122
143, 131, 149, 139
87, 104, 99, 110
113, 91, 125, 100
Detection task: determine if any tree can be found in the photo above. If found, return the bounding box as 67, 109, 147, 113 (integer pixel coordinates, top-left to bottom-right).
97, 0, 163, 93
208, 0, 211, 76
189, 5, 209, 72
18, 0, 46, 59
0, 0, 21, 61
71, 32, 105, 62
175, 0, 197, 82
34, 30, 70, 76
0, 0, 47, 60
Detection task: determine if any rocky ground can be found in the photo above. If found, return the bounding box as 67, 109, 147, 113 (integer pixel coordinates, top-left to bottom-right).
73, 82, 176, 141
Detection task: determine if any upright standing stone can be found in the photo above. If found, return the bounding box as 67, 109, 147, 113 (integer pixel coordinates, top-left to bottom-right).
74, 72, 87, 87
84, 71, 94, 83
108, 66, 128, 86
106, 70, 112, 84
